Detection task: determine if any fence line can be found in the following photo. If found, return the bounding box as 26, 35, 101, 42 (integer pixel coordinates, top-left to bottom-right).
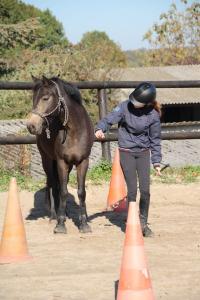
0, 80, 200, 160
1, 124, 200, 145
0, 80, 200, 90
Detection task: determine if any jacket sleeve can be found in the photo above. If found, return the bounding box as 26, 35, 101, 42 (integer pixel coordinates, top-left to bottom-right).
95, 104, 124, 132
149, 111, 162, 165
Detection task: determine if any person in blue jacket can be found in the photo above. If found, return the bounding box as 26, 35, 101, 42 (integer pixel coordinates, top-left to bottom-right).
95, 82, 162, 237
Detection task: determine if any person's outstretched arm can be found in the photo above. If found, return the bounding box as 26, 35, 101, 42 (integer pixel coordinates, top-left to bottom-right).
95, 104, 124, 139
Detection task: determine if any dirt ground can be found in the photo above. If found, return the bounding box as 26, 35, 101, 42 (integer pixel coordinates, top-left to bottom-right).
0, 182, 200, 300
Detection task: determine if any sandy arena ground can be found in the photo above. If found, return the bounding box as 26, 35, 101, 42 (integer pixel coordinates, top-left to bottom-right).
0, 182, 200, 300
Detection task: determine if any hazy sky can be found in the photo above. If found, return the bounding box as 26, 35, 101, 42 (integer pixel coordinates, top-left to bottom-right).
23, 0, 191, 50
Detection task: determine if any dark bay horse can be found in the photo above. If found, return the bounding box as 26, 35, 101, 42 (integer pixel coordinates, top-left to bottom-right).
27, 76, 94, 234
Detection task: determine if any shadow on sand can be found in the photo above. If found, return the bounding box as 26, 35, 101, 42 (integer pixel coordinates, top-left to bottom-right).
26, 188, 124, 299
26, 188, 127, 232
88, 209, 127, 233
26, 188, 82, 230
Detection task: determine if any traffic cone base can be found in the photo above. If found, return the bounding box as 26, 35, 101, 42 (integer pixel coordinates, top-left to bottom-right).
0, 254, 32, 264
0, 178, 32, 264
112, 198, 127, 212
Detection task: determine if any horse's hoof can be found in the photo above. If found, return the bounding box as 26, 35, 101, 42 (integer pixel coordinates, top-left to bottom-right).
79, 223, 92, 233
54, 224, 67, 234
50, 212, 57, 221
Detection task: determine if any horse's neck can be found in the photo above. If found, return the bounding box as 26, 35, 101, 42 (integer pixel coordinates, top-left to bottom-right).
57, 83, 84, 128
65, 96, 83, 120
48, 113, 62, 128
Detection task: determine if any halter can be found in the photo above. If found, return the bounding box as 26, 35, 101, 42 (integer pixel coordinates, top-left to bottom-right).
32, 80, 69, 139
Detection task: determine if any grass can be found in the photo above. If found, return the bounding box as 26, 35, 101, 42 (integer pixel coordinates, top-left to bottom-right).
87, 160, 112, 183
0, 168, 45, 192
0, 162, 200, 191
151, 165, 200, 184
0, 160, 112, 191
69, 160, 112, 187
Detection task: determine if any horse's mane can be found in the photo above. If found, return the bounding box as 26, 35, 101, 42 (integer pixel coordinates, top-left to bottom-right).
51, 77, 82, 105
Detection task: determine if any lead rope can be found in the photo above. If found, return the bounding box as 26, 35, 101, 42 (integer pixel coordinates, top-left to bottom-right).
49, 80, 69, 141
51, 80, 69, 127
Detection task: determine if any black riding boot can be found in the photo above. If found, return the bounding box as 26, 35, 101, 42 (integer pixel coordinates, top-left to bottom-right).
139, 192, 154, 237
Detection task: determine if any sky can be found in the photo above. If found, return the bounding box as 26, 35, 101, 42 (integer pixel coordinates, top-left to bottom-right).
23, 0, 191, 51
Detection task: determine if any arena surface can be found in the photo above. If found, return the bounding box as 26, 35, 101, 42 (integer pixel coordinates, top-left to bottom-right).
0, 183, 200, 300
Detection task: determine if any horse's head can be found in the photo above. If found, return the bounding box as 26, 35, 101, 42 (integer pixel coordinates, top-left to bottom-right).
27, 76, 61, 136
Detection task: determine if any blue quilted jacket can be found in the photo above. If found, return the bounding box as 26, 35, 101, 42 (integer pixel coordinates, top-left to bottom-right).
95, 100, 162, 165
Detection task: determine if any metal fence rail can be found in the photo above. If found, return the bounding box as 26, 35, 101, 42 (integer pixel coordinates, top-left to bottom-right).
1, 123, 200, 145
0, 80, 200, 90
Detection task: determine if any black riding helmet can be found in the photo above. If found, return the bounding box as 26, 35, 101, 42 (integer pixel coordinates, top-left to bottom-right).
129, 82, 156, 107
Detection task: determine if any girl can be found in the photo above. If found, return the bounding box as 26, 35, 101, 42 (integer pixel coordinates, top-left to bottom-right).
95, 82, 162, 237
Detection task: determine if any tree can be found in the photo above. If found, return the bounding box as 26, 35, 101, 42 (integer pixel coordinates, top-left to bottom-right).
0, 0, 39, 24
0, 18, 43, 55
77, 31, 127, 80
36, 9, 68, 50
0, 6, 126, 120
0, 0, 69, 76
143, 0, 200, 65
0, 0, 69, 53
0, 30, 125, 120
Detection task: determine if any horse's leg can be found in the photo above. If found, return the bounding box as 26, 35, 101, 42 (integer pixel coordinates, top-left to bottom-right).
40, 151, 58, 220
51, 160, 60, 214
76, 158, 91, 233
54, 159, 72, 234
45, 171, 59, 220
46, 185, 57, 220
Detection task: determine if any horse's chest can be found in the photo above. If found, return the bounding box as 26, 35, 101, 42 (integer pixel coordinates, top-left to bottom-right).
57, 145, 83, 163
37, 137, 56, 159
55, 136, 84, 160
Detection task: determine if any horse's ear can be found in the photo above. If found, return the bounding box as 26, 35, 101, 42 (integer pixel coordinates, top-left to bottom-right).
42, 75, 51, 86
31, 74, 40, 82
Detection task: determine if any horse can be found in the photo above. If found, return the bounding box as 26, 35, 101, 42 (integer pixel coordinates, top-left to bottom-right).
27, 76, 94, 234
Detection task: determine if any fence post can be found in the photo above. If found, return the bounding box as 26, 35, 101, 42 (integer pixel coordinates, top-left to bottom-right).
97, 89, 111, 161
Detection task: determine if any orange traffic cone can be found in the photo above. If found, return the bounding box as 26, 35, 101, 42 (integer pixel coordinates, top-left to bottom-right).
117, 202, 155, 300
107, 148, 127, 211
0, 178, 32, 264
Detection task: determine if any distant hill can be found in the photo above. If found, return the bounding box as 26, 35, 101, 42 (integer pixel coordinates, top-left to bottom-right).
125, 49, 148, 67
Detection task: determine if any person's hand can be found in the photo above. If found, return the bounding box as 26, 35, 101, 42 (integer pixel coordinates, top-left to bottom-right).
154, 165, 162, 176
95, 129, 105, 139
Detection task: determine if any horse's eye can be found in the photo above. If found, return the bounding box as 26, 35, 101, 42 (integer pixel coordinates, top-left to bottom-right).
43, 96, 49, 101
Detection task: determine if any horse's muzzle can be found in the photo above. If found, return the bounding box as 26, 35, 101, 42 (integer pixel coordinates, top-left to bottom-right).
27, 123, 38, 135
27, 114, 44, 135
